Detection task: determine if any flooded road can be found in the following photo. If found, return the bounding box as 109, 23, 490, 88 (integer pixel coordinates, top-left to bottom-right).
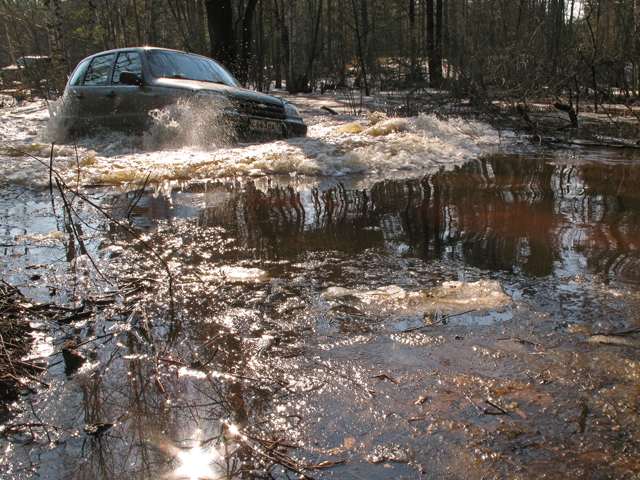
1, 97, 640, 479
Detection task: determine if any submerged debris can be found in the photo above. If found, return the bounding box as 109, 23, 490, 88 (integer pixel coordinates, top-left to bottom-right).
61, 340, 86, 374
366, 444, 412, 464
0, 282, 41, 416
322, 280, 511, 316
0, 94, 17, 109
83, 422, 114, 437
587, 334, 640, 349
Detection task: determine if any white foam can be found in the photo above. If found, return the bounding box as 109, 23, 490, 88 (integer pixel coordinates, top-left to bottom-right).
15, 230, 66, 245
0, 98, 505, 189
322, 280, 511, 314
199, 266, 269, 283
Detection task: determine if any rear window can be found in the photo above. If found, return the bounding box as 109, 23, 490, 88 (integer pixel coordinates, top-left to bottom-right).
83, 53, 116, 86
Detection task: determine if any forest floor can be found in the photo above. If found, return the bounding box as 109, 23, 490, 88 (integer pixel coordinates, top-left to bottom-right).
278, 88, 640, 148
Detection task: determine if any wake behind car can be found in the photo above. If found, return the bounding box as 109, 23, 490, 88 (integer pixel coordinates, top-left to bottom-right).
54, 47, 307, 140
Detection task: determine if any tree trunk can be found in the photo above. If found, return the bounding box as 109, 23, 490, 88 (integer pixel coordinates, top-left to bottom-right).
256, 0, 264, 90
273, 2, 282, 89
118, 3, 128, 47
273, 0, 289, 90
327, 0, 333, 74
443, 0, 450, 78
4, 20, 17, 67
145, 0, 157, 45
304, 0, 324, 85
635, 0, 640, 96
238, 0, 259, 85
426, 0, 436, 86
408, 0, 418, 81
44, 0, 68, 94
192, 0, 208, 54
351, 0, 370, 95
205, 0, 236, 70
131, 0, 143, 45
360, 0, 371, 92
167, 0, 192, 51
432, 0, 443, 87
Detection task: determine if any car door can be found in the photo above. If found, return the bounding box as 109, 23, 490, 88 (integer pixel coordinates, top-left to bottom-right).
110, 51, 148, 130
74, 52, 117, 127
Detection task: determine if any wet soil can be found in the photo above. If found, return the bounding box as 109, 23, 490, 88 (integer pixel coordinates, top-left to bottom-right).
1, 124, 640, 478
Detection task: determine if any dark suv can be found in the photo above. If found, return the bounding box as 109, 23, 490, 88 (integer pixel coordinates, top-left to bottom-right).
56, 47, 306, 139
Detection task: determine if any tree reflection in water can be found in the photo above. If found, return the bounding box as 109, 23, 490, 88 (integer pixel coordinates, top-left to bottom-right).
145, 155, 639, 284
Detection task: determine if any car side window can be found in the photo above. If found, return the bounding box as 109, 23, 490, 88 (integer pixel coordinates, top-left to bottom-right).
112, 52, 142, 84
83, 53, 116, 86
69, 59, 90, 86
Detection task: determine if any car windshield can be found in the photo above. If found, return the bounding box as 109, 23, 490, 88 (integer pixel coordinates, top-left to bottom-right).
147, 50, 239, 87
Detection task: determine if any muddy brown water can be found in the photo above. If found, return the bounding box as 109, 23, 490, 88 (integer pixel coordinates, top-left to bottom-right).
1, 151, 640, 479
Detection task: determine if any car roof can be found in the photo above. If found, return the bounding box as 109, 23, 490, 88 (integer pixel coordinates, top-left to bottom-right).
81, 47, 213, 63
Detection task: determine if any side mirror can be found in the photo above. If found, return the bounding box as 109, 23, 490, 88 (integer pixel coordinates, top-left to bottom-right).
119, 71, 143, 86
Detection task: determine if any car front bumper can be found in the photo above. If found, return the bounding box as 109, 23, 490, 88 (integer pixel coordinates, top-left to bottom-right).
228, 112, 307, 140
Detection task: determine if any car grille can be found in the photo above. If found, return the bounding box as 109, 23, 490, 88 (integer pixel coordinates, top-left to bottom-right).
237, 100, 286, 120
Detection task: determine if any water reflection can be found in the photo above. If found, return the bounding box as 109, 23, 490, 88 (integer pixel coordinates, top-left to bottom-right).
4, 153, 640, 479
126, 155, 640, 285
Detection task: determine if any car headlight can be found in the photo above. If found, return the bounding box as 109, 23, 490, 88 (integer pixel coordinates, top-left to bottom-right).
284, 102, 301, 119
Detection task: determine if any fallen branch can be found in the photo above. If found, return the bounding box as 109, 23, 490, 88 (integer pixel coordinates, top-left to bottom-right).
541, 136, 640, 149
484, 399, 510, 416
0, 282, 52, 408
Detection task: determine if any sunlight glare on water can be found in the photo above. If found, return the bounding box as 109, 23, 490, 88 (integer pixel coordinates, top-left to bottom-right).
172, 445, 220, 480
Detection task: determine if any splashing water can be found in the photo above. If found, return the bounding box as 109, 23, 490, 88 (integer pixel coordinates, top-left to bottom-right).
0, 96, 505, 189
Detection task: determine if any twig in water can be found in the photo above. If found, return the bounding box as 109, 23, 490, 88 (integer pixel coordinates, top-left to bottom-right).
125, 171, 152, 220
54, 177, 111, 285
9, 146, 176, 320
462, 391, 483, 414
401, 309, 477, 333
484, 399, 509, 415
73, 143, 80, 192
48, 143, 56, 215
